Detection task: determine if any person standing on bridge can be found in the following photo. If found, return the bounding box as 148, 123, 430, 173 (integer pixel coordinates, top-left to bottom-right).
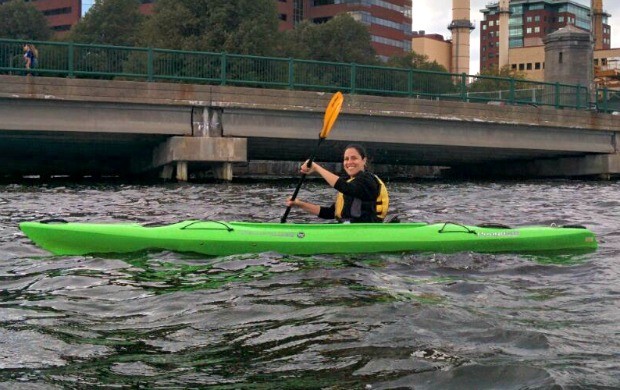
23, 44, 38, 76
286, 144, 389, 223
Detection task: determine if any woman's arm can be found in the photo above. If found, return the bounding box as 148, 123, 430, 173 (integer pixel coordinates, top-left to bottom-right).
301, 161, 339, 188
286, 198, 321, 216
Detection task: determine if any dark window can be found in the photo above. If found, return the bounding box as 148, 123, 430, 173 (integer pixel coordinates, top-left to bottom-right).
313, 17, 331, 24
559, 52, 563, 63
43, 7, 72, 16
51, 24, 71, 31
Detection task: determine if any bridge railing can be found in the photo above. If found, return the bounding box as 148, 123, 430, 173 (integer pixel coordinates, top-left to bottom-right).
596, 87, 620, 113
0, 38, 592, 110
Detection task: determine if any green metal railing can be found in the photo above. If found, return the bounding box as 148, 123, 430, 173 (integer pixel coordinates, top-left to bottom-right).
0, 38, 602, 110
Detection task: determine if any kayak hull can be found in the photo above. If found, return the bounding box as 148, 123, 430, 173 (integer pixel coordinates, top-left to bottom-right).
19, 220, 598, 256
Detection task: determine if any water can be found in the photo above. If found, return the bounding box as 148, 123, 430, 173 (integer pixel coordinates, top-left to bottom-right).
0, 180, 618, 389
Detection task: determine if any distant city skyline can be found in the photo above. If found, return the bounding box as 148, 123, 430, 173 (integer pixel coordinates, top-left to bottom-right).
81, 0, 620, 74
412, 0, 620, 74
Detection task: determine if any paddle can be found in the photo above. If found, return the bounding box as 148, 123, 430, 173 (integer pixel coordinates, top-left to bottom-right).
280, 91, 344, 223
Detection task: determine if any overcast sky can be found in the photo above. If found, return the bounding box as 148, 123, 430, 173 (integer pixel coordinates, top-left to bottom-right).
412, 0, 620, 74
81, 0, 620, 74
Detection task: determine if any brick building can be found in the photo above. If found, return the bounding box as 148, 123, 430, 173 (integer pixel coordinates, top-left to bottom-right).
0, 0, 81, 34
276, 0, 413, 59
480, 0, 611, 74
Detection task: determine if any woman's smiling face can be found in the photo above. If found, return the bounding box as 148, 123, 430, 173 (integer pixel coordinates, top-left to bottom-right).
343, 147, 366, 177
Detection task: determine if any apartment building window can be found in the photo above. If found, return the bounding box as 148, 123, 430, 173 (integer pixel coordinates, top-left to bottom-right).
526, 27, 532, 34
526, 16, 532, 22
43, 7, 72, 16
294, 0, 303, 24
535, 62, 541, 69
534, 15, 540, 22
527, 63, 532, 70
519, 63, 525, 70
534, 26, 540, 33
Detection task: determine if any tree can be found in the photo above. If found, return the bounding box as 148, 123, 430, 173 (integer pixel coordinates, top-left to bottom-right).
139, 0, 280, 56
67, 0, 144, 45
386, 52, 448, 72
0, 0, 51, 40
468, 65, 528, 93
280, 14, 377, 64
386, 52, 457, 96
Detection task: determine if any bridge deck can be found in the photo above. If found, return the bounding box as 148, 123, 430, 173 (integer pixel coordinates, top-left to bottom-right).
1, 75, 619, 179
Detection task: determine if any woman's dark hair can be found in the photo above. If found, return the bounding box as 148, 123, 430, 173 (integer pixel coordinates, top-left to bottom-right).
344, 144, 368, 159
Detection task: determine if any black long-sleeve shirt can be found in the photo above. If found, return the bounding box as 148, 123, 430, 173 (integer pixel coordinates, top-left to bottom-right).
318, 171, 381, 223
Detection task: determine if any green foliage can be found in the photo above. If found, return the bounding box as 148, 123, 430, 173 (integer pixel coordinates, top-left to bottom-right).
139, 0, 279, 56
468, 65, 529, 93
386, 51, 447, 72
386, 51, 457, 96
280, 14, 377, 65
0, 0, 51, 40
278, 14, 377, 91
67, 0, 144, 46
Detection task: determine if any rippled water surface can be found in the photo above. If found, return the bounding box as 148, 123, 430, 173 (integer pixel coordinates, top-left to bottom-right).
0, 180, 618, 389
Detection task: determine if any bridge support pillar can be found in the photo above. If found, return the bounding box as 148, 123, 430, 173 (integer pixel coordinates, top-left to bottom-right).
213, 163, 233, 181
160, 165, 173, 180
176, 161, 188, 181
152, 136, 247, 181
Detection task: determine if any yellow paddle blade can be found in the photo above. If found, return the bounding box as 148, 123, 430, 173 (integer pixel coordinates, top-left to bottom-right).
319, 91, 344, 139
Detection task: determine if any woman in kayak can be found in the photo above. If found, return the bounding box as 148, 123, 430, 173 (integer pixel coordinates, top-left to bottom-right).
286, 144, 389, 223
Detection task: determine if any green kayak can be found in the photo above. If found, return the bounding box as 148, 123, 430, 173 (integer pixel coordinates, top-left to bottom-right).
19, 220, 597, 256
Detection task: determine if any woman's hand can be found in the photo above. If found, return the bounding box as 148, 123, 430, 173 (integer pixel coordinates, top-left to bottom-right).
285, 197, 321, 216
300, 160, 320, 175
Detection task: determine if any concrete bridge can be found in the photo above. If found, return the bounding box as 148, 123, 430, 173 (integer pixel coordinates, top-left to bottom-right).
1, 74, 619, 181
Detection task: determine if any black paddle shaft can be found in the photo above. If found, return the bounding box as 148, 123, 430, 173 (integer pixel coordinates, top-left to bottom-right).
280, 138, 324, 223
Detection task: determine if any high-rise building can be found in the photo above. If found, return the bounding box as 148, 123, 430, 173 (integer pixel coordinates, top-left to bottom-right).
276, 0, 413, 59
480, 0, 611, 73
0, 0, 81, 35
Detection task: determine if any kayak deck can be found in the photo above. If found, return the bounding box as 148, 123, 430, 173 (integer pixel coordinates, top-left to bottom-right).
19, 220, 598, 256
